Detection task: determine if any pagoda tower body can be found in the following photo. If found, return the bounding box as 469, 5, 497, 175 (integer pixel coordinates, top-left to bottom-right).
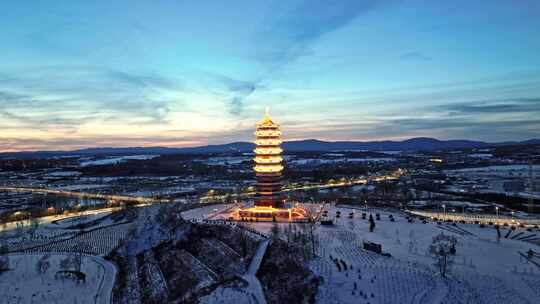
253, 108, 284, 209
236, 108, 307, 221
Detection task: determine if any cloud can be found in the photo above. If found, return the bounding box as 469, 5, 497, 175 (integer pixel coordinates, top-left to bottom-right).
398, 51, 432, 61
212, 0, 395, 116
255, 0, 388, 68
0, 90, 31, 104
0, 126, 254, 152
359, 97, 540, 140
284, 116, 540, 142
0, 109, 95, 132
278, 94, 540, 142
441, 97, 540, 115
0, 65, 184, 128
103, 69, 180, 91
218, 75, 258, 95
213, 74, 261, 116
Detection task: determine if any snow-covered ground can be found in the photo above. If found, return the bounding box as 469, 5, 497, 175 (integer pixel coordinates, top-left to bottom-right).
444, 165, 540, 181
199, 156, 251, 166
181, 203, 235, 220
0, 208, 118, 235
446, 165, 540, 174
311, 205, 540, 303
442, 164, 539, 199
0, 253, 116, 304
126, 185, 196, 197
55, 184, 110, 191
184, 204, 540, 303
289, 157, 396, 166
79, 155, 158, 167
46, 171, 82, 177
200, 286, 256, 304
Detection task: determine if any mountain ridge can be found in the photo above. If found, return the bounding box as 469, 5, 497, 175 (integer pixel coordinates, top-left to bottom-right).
1, 137, 539, 158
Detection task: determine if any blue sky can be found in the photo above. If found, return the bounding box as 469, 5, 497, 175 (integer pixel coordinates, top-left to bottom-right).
1, 0, 539, 151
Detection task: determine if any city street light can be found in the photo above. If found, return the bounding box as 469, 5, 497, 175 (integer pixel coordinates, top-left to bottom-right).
442, 204, 446, 220
495, 206, 499, 221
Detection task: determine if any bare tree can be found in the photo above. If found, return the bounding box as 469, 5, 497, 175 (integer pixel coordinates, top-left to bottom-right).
155, 204, 184, 239
237, 224, 251, 257
428, 233, 458, 278
28, 216, 40, 240
283, 222, 294, 257
36, 254, 51, 274
369, 214, 376, 232
60, 254, 80, 272
304, 204, 320, 258
0, 238, 9, 273
360, 187, 369, 206
270, 222, 281, 241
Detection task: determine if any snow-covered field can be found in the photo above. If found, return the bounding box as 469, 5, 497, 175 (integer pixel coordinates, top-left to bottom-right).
199, 156, 251, 166
79, 155, 158, 167
200, 285, 255, 304
311, 206, 540, 304
55, 184, 110, 191
181, 203, 235, 220
443, 164, 539, 198
445, 165, 540, 174
187, 204, 540, 303
0, 253, 116, 304
289, 157, 396, 166
126, 185, 196, 197
2, 201, 537, 304
46, 171, 82, 177
444, 165, 540, 181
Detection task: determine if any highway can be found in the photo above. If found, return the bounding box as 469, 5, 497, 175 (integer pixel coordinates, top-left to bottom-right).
0, 186, 168, 204
0, 169, 404, 226
1, 169, 402, 202
202, 169, 404, 201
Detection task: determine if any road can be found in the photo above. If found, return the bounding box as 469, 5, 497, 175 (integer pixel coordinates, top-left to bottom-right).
0, 186, 167, 204
243, 239, 270, 304
1, 170, 402, 205
0, 207, 122, 233
202, 169, 404, 202
408, 210, 540, 226
91, 255, 117, 304
0, 169, 403, 228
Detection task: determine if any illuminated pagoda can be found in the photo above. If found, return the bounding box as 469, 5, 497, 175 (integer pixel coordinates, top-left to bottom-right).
237, 108, 306, 221
253, 107, 284, 209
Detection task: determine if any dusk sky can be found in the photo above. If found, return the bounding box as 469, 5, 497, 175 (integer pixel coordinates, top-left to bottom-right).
1, 0, 540, 152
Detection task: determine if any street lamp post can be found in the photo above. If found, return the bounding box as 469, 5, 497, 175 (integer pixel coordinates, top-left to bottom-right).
365, 199, 368, 212
495, 206, 499, 223
511, 210, 515, 225
442, 204, 446, 220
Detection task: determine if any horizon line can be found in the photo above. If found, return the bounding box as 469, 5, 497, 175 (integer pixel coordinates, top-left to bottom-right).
1, 136, 538, 154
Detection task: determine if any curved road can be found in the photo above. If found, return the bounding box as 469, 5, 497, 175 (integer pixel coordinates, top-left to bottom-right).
243, 239, 270, 304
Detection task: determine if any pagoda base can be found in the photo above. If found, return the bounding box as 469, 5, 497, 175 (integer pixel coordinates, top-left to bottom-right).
233, 205, 307, 222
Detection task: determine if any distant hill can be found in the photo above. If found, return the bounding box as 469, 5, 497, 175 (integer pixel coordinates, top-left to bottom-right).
281, 138, 491, 152
1, 137, 538, 158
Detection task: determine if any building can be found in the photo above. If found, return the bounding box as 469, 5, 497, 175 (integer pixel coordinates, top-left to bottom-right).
253, 108, 284, 209
237, 108, 306, 221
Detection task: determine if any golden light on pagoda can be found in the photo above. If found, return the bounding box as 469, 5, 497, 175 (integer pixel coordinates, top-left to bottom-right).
252, 107, 285, 208
234, 107, 307, 221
